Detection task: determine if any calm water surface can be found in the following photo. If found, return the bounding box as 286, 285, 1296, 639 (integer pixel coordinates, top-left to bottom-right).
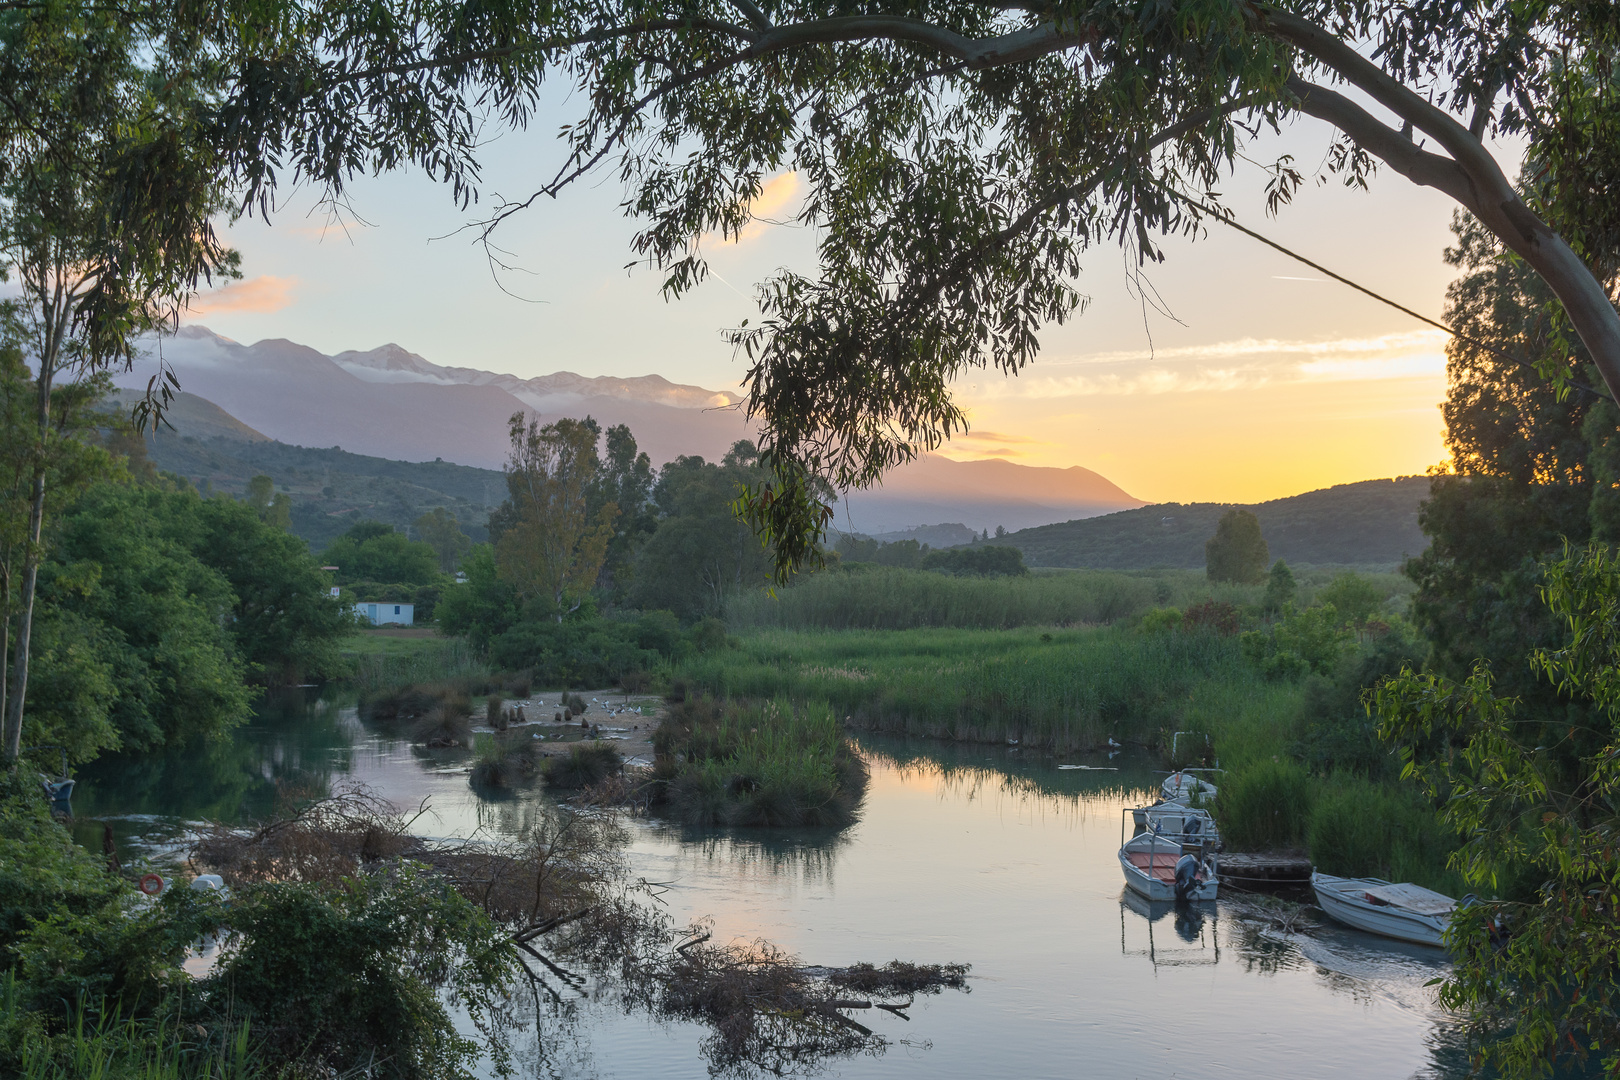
74, 690, 1475, 1080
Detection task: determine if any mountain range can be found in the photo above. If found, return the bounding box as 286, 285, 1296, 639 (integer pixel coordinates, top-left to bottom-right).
117, 327, 1145, 533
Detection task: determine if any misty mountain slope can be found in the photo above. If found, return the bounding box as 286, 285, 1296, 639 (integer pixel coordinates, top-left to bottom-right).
838, 455, 1144, 534
117, 326, 755, 469
992, 477, 1431, 569
116, 327, 1145, 533
105, 390, 271, 443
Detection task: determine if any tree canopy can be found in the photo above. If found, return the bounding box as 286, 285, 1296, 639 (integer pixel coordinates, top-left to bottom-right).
142, 0, 1620, 575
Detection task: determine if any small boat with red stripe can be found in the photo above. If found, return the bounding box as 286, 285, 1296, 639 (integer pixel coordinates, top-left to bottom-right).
1119, 807, 1220, 902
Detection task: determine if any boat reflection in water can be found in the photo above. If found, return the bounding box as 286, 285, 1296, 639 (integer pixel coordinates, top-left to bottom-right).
1119, 888, 1220, 969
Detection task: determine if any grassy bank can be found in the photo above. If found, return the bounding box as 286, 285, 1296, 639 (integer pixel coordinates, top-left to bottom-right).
342, 633, 488, 692
725, 566, 1412, 632
672, 624, 1285, 755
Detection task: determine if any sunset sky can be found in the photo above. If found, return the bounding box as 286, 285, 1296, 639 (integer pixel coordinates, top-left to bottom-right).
184, 102, 1498, 505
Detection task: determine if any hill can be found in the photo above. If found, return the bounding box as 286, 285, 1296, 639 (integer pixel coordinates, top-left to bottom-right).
133, 426, 504, 551
989, 476, 1432, 570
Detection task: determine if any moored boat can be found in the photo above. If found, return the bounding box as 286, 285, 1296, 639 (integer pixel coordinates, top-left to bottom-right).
1119, 809, 1220, 902
1311, 872, 1455, 947
1161, 771, 1218, 804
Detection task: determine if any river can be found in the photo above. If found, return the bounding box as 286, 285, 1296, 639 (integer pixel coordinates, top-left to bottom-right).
72, 688, 1480, 1080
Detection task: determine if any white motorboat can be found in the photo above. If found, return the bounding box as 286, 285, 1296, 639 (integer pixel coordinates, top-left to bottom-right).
1311, 872, 1455, 947
1130, 803, 1221, 845
1119, 810, 1219, 902
1161, 771, 1218, 804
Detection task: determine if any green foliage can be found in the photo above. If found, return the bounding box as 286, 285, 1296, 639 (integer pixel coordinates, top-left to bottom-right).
631, 448, 773, 621
1304, 776, 1460, 895
1316, 571, 1387, 626
1292, 626, 1425, 778
433, 544, 519, 650
1217, 759, 1312, 851
726, 565, 1273, 631
1205, 509, 1269, 584
673, 625, 1253, 754
193, 868, 518, 1078
1377, 542, 1620, 1077
654, 695, 866, 827
487, 611, 706, 688
414, 506, 472, 573
1240, 604, 1353, 682
1262, 560, 1296, 613
920, 544, 1027, 577
323, 521, 442, 587
835, 534, 930, 568
243, 475, 291, 531
1138, 607, 1182, 634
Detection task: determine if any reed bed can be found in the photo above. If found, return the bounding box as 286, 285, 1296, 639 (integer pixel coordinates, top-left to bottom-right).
673, 625, 1260, 754
344, 638, 486, 693
726, 565, 1413, 632
654, 695, 867, 827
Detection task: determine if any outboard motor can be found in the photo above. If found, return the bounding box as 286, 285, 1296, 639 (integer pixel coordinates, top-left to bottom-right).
1174, 853, 1202, 901
1184, 816, 1201, 840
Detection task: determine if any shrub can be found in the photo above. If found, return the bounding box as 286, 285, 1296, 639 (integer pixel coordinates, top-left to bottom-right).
1218, 759, 1313, 850
1139, 607, 1182, 634
486, 694, 506, 728
544, 743, 624, 788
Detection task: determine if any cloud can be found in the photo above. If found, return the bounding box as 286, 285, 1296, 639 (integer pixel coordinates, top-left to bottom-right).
185, 275, 297, 316
966, 329, 1449, 398
953, 428, 1046, 446
702, 172, 802, 247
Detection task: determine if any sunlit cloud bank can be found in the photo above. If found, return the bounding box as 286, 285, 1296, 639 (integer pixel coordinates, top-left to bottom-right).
185, 275, 298, 316
964, 329, 1449, 397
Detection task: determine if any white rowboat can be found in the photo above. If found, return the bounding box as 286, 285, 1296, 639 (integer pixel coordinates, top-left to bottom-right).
1312, 872, 1455, 947
1161, 771, 1217, 803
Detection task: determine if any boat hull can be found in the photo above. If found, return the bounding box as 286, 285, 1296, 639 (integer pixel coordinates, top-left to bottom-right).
1312, 873, 1449, 947
1119, 849, 1218, 902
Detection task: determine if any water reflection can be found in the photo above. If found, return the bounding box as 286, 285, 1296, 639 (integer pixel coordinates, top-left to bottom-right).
61, 692, 1578, 1080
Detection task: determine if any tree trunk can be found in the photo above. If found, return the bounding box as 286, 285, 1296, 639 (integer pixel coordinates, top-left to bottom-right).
3, 303, 61, 767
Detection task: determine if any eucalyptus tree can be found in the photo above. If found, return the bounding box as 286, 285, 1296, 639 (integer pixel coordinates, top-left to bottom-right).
204, 0, 1620, 574
0, 2, 235, 763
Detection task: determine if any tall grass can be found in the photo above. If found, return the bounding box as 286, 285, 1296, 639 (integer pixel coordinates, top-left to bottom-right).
727, 565, 1416, 632
726, 567, 1268, 630
344, 638, 486, 693
673, 625, 1270, 753
1307, 775, 1466, 895
1217, 759, 1314, 851
7, 989, 258, 1080
655, 696, 867, 827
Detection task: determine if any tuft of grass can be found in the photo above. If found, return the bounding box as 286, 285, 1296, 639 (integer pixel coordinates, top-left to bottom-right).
486, 694, 507, 730
345, 637, 486, 692
470, 731, 541, 787
543, 742, 624, 789
654, 695, 867, 828
411, 702, 473, 748
1218, 758, 1314, 851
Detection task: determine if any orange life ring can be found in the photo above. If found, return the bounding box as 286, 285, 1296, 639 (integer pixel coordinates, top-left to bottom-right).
138, 873, 164, 896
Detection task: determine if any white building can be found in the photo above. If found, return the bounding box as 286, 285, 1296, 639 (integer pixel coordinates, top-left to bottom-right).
355, 602, 414, 626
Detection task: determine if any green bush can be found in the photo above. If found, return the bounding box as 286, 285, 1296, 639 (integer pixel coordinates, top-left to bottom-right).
1138, 607, 1182, 633
1218, 759, 1313, 850
487, 611, 708, 687
920, 545, 1028, 577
